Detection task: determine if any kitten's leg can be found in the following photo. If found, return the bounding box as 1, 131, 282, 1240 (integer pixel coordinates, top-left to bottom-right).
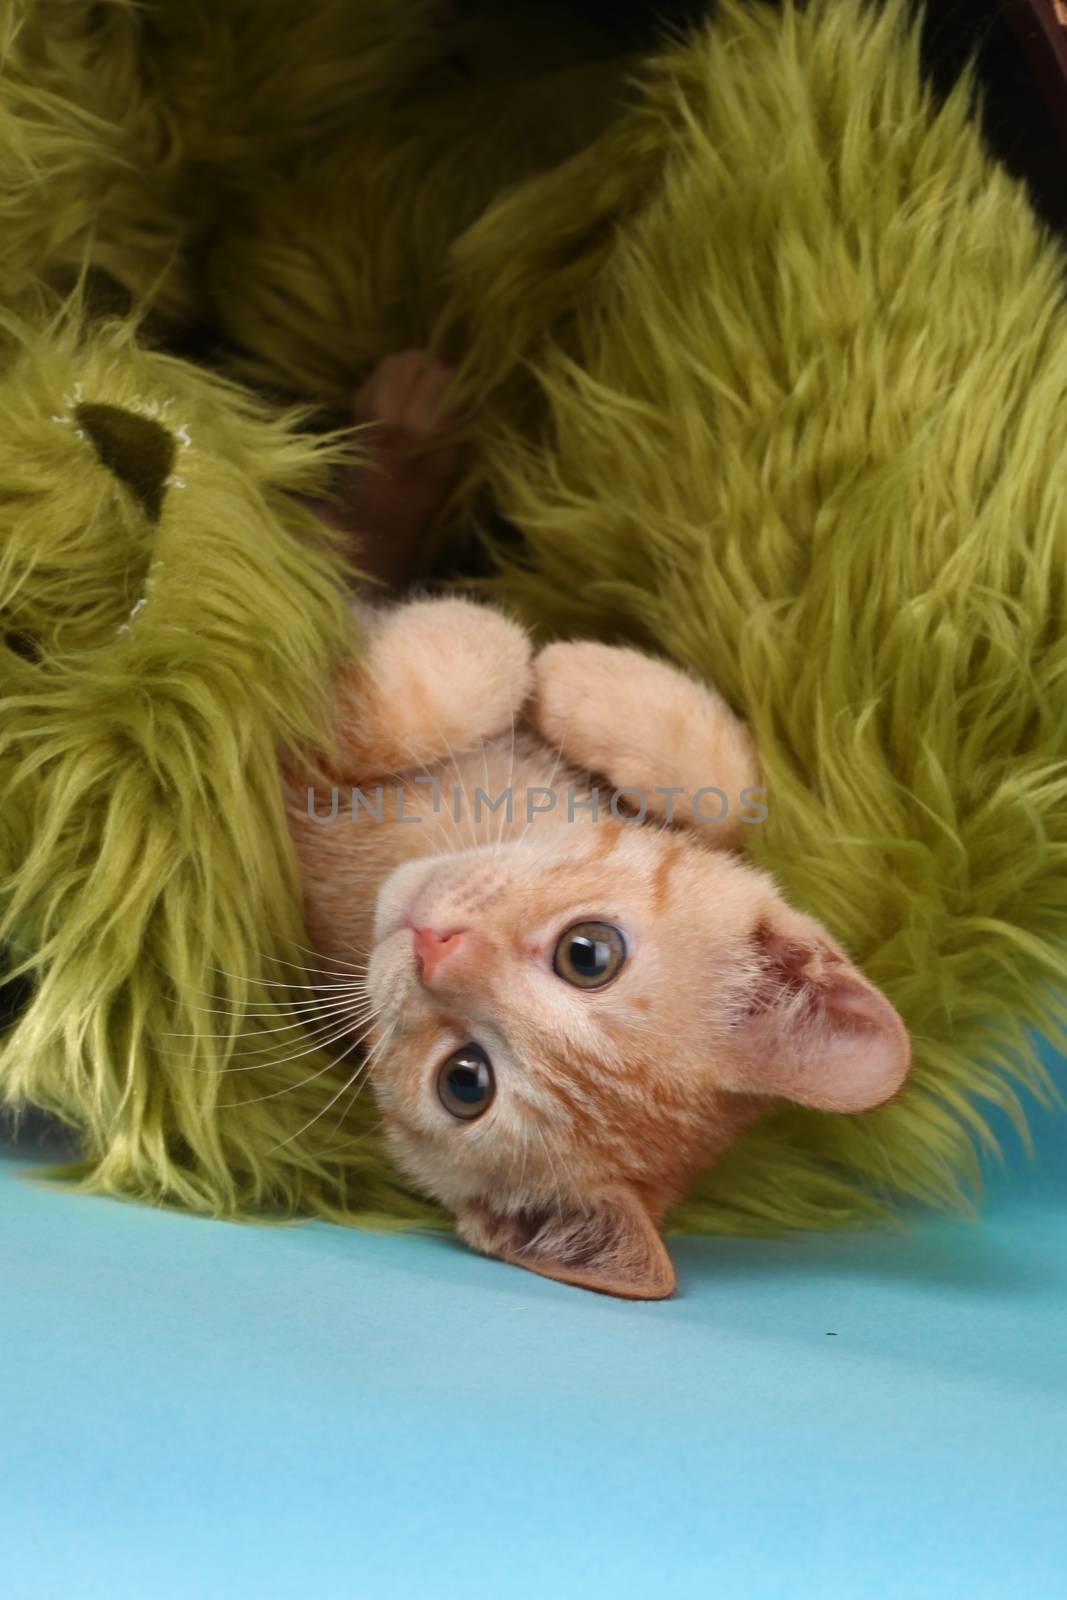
531, 642, 760, 848
326, 598, 533, 779
314, 349, 459, 590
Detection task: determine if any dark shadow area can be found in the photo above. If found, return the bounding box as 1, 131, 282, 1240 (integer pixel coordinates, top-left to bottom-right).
0, 957, 32, 1034
0, 1104, 81, 1162
448, 1, 1067, 238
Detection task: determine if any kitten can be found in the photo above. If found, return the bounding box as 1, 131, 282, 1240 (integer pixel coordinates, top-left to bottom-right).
285, 357, 911, 1301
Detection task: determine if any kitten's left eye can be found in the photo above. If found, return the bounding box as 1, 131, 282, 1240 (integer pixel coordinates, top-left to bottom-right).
437, 1044, 495, 1121
553, 921, 627, 989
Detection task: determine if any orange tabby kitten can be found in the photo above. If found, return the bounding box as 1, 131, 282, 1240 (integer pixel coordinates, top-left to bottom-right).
285, 356, 910, 1300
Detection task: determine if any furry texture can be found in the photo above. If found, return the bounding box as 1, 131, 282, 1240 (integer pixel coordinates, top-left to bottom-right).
203, 14, 631, 407
1, 0, 1064, 1235
0, 0, 450, 325
0, 283, 436, 1226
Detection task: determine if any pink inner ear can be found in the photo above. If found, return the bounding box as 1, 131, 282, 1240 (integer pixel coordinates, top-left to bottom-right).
731, 919, 911, 1114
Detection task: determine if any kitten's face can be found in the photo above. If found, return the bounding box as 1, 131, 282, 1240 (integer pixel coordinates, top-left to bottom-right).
364, 825, 910, 1300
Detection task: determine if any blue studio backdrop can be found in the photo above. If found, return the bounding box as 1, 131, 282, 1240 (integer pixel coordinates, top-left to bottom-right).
3, 1041, 1065, 1599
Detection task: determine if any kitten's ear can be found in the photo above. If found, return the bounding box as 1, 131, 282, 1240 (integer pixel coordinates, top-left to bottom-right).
723, 906, 911, 1113
458, 1189, 676, 1301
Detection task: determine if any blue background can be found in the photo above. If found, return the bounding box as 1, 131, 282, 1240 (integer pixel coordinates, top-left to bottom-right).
3, 1045, 1065, 1600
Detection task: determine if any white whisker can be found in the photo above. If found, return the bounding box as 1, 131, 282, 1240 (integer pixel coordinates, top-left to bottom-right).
163, 994, 380, 1035
265, 1028, 390, 1150
207, 967, 369, 993
165, 1005, 385, 1075
220, 1017, 374, 1105
271, 939, 368, 975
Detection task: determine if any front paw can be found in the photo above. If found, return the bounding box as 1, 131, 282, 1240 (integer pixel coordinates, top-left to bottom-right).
532, 641, 761, 841
338, 598, 536, 772
532, 642, 641, 774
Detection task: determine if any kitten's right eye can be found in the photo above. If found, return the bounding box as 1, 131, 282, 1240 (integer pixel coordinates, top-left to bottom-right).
436, 1044, 495, 1121
553, 921, 627, 989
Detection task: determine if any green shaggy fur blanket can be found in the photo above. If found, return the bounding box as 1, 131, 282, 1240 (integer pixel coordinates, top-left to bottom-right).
1, 0, 1065, 1236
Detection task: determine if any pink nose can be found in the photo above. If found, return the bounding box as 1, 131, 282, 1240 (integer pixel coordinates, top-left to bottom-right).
411, 925, 469, 984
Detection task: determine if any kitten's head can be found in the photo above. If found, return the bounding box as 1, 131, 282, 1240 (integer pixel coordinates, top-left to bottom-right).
364, 824, 910, 1300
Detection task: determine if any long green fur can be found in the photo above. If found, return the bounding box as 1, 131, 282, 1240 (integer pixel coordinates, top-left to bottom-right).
0, 280, 438, 1227
1, 0, 1065, 1236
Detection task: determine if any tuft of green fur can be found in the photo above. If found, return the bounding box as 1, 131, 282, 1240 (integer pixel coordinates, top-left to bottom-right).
0, 278, 438, 1228
0, 0, 451, 327
1, 0, 1064, 1238
202, 7, 634, 407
